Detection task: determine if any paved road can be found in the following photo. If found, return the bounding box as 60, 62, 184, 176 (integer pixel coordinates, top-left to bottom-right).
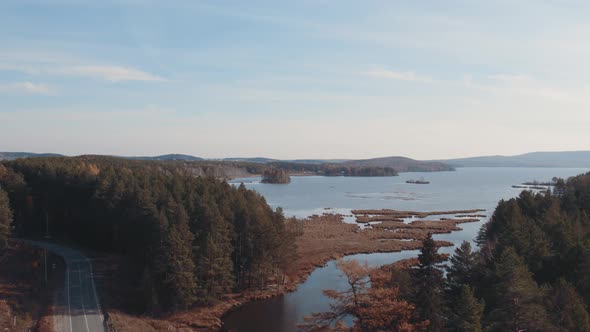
28, 241, 106, 332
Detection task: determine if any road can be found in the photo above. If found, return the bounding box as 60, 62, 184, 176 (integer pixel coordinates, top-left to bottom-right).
28, 240, 106, 332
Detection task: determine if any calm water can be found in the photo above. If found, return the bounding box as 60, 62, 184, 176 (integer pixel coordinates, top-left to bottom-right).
223, 167, 588, 332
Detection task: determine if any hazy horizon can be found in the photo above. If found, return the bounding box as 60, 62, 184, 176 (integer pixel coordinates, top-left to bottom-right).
2, 1, 589, 159
2, 149, 590, 162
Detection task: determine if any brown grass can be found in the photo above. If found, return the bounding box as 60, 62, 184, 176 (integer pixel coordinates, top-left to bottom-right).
351, 208, 485, 218
356, 215, 404, 223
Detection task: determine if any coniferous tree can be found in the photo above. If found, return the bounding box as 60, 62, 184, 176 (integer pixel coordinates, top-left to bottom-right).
547, 279, 590, 332
576, 249, 590, 304
486, 247, 552, 332
414, 234, 446, 332
449, 285, 484, 332
0, 189, 12, 249
446, 241, 479, 296
163, 205, 197, 310
195, 200, 234, 300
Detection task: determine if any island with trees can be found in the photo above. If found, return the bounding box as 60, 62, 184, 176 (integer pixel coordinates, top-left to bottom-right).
261, 168, 291, 184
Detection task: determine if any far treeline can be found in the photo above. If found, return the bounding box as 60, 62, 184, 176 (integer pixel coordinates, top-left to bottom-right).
204, 160, 402, 178
0, 156, 299, 312
304, 172, 590, 332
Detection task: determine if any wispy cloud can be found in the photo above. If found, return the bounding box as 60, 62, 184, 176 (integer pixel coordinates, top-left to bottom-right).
479, 74, 585, 104
362, 65, 587, 105
51, 65, 167, 82
0, 51, 167, 82
0, 82, 54, 95
362, 69, 434, 83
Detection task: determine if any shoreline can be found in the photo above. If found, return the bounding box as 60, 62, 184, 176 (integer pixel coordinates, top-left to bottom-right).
213, 211, 481, 330
108, 210, 484, 331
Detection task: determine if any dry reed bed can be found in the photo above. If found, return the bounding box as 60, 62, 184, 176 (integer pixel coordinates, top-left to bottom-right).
351, 208, 485, 218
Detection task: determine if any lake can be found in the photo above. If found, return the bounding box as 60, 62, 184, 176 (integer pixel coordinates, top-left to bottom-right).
222, 167, 588, 332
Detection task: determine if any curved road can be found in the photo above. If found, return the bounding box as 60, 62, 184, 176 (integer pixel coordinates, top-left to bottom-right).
29, 240, 106, 332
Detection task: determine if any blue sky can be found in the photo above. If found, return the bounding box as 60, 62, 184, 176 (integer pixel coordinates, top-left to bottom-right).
1, 0, 589, 159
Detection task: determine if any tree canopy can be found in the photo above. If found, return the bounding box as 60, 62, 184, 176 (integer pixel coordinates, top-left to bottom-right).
0, 156, 298, 311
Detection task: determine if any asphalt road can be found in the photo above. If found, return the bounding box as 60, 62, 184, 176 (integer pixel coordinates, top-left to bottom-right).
28, 240, 106, 332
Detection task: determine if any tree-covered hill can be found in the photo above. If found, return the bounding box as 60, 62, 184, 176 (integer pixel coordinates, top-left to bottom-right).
0, 152, 455, 177
340, 156, 454, 172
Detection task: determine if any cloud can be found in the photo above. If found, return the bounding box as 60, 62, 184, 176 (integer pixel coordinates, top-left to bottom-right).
51, 65, 167, 82
481, 74, 584, 104
362, 69, 433, 83
0, 82, 54, 95
362, 65, 586, 105
0, 50, 167, 82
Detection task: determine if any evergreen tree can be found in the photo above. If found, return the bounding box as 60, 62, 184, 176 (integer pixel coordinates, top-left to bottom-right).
194, 198, 234, 300
414, 234, 446, 331
163, 205, 197, 310
486, 247, 552, 331
446, 241, 479, 296
449, 285, 484, 332
576, 249, 590, 304
0, 189, 12, 249
547, 279, 590, 332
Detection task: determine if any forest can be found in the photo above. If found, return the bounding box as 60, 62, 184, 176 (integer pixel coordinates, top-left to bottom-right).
303, 171, 590, 331
259, 162, 399, 177
0, 156, 298, 313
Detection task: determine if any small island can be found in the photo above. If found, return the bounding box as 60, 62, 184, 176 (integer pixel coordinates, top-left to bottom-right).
406, 178, 430, 184
261, 168, 291, 184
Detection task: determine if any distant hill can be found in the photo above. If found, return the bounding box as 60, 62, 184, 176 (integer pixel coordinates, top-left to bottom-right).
129, 154, 203, 161
222, 157, 279, 163
0, 152, 64, 161
288, 159, 351, 165
442, 151, 590, 168
340, 156, 453, 172
221, 158, 350, 164
0, 152, 452, 173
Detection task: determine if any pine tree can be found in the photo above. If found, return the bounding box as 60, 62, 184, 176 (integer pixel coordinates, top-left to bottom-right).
446, 241, 479, 296
194, 197, 234, 300
162, 205, 197, 310
414, 234, 446, 331
547, 279, 590, 332
486, 247, 552, 331
0, 189, 13, 250
449, 285, 484, 332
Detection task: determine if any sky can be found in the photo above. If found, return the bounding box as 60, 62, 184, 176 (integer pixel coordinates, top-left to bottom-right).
1, 0, 589, 160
